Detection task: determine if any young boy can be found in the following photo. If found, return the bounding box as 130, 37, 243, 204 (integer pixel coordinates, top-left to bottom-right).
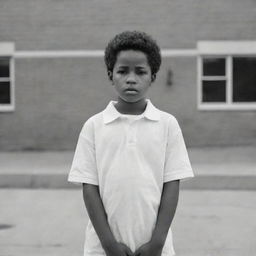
68, 31, 194, 256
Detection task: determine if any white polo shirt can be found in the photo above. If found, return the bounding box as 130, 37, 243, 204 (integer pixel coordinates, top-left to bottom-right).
68, 98, 194, 256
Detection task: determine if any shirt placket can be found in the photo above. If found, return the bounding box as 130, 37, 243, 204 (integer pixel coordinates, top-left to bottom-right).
125, 119, 138, 146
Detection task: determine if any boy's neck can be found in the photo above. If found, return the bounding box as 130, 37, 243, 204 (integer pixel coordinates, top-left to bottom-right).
114, 98, 147, 115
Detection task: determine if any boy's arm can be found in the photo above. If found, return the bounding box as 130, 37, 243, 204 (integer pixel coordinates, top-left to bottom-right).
151, 179, 180, 245
82, 183, 115, 246
134, 180, 180, 256
82, 183, 133, 256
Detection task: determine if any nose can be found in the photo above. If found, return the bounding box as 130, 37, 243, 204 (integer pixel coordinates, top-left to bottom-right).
126, 72, 136, 84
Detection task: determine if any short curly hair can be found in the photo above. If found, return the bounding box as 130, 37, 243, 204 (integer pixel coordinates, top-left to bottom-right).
104, 31, 161, 79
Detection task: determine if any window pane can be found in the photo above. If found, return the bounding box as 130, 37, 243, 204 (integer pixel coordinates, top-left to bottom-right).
233, 57, 256, 102
203, 58, 226, 76
202, 80, 226, 102
0, 58, 10, 77
0, 82, 11, 104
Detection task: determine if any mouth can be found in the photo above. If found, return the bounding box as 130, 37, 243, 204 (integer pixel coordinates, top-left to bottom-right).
125, 88, 138, 92
124, 89, 138, 95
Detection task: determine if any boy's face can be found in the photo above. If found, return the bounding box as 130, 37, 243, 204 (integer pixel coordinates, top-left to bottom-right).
110, 50, 153, 103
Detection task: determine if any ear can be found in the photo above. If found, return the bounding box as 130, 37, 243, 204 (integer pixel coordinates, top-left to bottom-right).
151, 74, 156, 82
107, 71, 113, 81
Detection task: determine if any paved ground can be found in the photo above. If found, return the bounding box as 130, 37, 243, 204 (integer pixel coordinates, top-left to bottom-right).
0, 189, 255, 256
0, 146, 256, 189
0, 146, 255, 255
1, 146, 255, 175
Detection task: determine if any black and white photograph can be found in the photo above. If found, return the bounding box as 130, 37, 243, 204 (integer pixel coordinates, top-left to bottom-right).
0, 1, 255, 256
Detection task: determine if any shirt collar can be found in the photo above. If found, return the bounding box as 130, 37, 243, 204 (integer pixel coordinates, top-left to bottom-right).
103, 98, 160, 124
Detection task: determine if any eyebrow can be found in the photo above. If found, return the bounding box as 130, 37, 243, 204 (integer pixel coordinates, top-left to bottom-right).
136, 66, 147, 69
117, 66, 128, 69
117, 65, 147, 69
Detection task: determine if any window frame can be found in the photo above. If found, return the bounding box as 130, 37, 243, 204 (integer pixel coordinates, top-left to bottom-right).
0, 43, 15, 112
197, 41, 256, 111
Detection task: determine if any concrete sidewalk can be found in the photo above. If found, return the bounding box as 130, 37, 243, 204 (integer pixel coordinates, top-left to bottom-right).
0, 189, 255, 256
0, 146, 255, 190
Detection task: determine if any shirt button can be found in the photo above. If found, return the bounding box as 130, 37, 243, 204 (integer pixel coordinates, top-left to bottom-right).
128, 136, 136, 145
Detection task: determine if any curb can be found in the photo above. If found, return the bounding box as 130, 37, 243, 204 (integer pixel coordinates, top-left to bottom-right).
0, 174, 256, 190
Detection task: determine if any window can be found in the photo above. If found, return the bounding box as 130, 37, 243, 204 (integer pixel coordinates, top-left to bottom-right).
198, 41, 256, 110
0, 58, 11, 104
201, 57, 226, 103
0, 43, 15, 111
233, 57, 256, 102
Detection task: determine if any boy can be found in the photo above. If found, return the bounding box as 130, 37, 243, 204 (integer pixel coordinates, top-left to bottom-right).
68, 31, 194, 256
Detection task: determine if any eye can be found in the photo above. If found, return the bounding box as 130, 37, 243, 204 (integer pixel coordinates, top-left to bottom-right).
116, 69, 127, 74
136, 70, 147, 75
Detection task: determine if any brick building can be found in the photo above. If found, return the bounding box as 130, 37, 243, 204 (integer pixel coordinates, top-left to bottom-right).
0, 0, 256, 150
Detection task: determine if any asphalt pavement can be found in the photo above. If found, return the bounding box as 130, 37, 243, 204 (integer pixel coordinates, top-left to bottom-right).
0, 189, 255, 256
0, 146, 256, 255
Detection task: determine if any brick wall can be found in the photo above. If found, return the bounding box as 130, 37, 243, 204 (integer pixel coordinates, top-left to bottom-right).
1, 0, 256, 149
1, 0, 256, 50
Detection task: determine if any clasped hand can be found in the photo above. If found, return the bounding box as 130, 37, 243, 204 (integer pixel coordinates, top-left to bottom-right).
134, 241, 163, 256
104, 240, 163, 256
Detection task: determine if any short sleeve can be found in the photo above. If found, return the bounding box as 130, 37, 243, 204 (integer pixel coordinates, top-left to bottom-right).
163, 117, 194, 183
68, 118, 99, 186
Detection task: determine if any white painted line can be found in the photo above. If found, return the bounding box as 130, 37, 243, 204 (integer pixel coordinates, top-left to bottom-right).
198, 41, 256, 55
0, 42, 15, 56
161, 49, 198, 57
14, 49, 198, 58
14, 50, 104, 58
198, 103, 256, 111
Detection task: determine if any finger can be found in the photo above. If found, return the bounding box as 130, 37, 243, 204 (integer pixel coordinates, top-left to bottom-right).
125, 247, 134, 256
121, 243, 133, 256
125, 250, 133, 256
134, 249, 141, 256
119, 243, 134, 256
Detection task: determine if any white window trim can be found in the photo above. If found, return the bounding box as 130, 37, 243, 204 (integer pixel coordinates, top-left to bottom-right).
0, 42, 15, 112
197, 41, 256, 111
